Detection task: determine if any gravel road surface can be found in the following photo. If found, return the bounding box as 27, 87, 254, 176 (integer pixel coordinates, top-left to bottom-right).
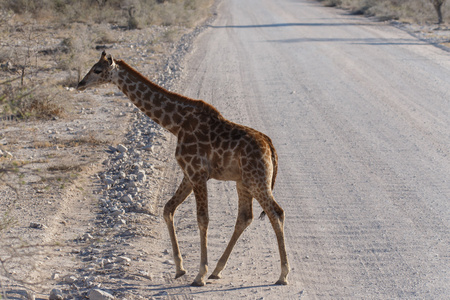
164, 0, 450, 298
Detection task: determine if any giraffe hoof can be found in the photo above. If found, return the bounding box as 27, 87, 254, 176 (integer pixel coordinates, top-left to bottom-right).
190, 280, 206, 287
275, 279, 288, 285
208, 274, 222, 280
175, 270, 186, 279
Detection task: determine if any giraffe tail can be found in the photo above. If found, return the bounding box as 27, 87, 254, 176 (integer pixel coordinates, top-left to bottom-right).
268, 136, 278, 191
259, 135, 278, 221
259, 211, 267, 220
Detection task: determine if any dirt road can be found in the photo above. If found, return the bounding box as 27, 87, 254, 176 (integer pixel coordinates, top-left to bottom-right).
162, 0, 450, 298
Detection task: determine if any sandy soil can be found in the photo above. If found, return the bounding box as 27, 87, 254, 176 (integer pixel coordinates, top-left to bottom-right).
1, 0, 449, 299
0, 19, 197, 300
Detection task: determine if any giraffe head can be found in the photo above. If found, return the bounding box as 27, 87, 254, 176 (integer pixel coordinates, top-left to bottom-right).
77, 51, 116, 91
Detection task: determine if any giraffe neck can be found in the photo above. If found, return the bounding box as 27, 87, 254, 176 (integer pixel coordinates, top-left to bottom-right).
111, 60, 205, 135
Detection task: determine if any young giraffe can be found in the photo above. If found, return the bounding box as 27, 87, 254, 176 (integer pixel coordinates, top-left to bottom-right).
77, 51, 289, 286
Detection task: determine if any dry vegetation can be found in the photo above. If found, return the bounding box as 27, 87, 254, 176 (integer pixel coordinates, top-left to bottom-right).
0, 0, 213, 121
318, 0, 449, 24
0, 0, 212, 27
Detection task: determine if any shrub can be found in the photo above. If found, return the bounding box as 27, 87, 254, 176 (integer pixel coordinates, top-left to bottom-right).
318, 0, 449, 23
0, 0, 214, 27
1, 81, 65, 120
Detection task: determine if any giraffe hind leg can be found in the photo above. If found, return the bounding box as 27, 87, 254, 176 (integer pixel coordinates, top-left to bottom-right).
254, 189, 290, 285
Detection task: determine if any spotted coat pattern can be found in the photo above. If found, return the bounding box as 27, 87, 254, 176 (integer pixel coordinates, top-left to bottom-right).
77, 52, 289, 286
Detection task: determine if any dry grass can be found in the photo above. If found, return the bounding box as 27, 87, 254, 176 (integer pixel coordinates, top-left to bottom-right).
0, 0, 215, 27
318, 0, 450, 24
1, 81, 67, 120
0, 0, 215, 121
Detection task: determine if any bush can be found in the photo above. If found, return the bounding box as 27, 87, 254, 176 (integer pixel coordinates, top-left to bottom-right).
317, 0, 449, 23
0, 0, 214, 27
1, 81, 65, 120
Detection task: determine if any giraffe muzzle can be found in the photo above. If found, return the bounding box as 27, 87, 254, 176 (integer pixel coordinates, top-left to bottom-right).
77, 80, 87, 91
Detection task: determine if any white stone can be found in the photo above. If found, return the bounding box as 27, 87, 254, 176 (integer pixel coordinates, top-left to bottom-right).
83, 233, 94, 241
49, 289, 63, 300
122, 194, 133, 203
30, 222, 46, 229
116, 152, 127, 160
103, 177, 114, 185
110, 208, 123, 216
64, 275, 78, 284
116, 144, 128, 153
88, 289, 114, 300
125, 182, 136, 190
116, 256, 132, 264
137, 170, 146, 182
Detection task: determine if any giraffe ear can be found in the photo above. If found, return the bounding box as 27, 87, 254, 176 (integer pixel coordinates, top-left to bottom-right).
107, 54, 114, 66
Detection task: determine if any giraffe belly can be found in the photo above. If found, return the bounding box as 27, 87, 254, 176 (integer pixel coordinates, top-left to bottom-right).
210, 159, 241, 181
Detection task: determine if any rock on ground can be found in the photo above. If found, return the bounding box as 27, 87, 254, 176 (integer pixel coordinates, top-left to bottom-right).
88, 289, 115, 300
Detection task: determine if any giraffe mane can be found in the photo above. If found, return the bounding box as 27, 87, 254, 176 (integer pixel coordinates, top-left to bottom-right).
115, 59, 222, 118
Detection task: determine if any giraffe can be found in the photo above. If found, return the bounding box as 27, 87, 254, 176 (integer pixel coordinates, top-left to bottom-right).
77, 51, 289, 286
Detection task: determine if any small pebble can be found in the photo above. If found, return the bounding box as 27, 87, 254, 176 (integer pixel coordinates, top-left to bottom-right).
116, 144, 128, 153
30, 222, 47, 230
49, 289, 63, 300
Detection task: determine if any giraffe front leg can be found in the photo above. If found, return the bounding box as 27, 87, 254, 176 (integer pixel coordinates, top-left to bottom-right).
163, 177, 193, 279
210, 182, 253, 280
191, 181, 209, 287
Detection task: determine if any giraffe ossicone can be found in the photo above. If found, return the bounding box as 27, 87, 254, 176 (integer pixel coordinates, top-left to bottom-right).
78, 51, 290, 286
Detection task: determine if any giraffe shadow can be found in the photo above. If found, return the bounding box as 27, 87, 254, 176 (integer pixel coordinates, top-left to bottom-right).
146, 282, 276, 298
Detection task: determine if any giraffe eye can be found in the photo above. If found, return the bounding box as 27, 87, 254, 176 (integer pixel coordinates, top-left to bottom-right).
93, 69, 102, 74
